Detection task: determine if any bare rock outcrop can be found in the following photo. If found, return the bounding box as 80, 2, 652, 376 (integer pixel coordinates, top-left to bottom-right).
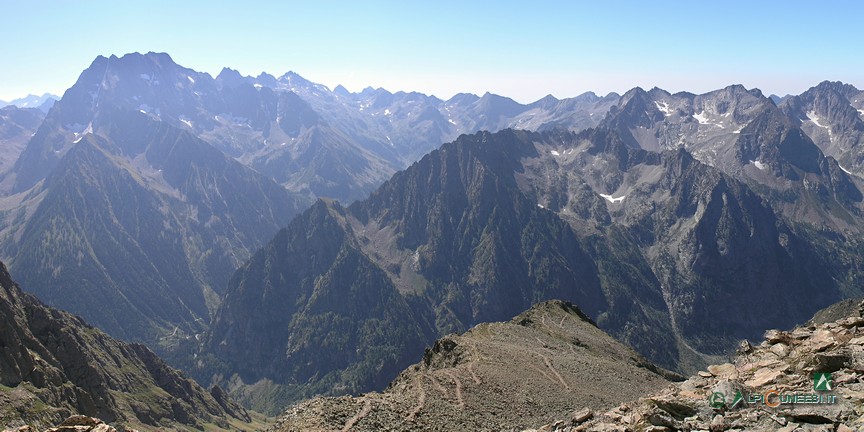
0, 261, 252, 431
527, 302, 864, 431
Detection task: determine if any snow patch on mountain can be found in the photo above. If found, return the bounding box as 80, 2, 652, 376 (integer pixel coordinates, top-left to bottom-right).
655, 101, 673, 116
752, 160, 767, 170
599, 193, 625, 203
550, 150, 560, 156
692, 111, 725, 128
692, 111, 710, 125
807, 111, 829, 129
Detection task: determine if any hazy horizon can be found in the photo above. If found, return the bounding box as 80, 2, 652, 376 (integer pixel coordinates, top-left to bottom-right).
2, 1, 862, 102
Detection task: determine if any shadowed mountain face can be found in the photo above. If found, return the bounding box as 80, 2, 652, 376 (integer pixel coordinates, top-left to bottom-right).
779, 81, 864, 172
202, 128, 861, 413
0, 106, 44, 180
271, 301, 680, 432
0, 261, 252, 431
0, 57, 627, 347
0, 103, 308, 347
0, 53, 624, 378
599, 84, 864, 208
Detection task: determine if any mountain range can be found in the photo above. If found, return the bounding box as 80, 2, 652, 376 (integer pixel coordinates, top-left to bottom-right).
2, 51, 864, 419
0, 105, 45, 176
201, 126, 863, 412
0, 94, 58, 113
2, 99, 309, 348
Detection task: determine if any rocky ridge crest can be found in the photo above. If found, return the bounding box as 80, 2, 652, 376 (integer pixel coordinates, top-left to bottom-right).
267, 300, 679, 432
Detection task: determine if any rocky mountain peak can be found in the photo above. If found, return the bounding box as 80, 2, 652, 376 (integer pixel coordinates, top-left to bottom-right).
570, 91, 600, 103
512, 300, 598, 328
277, 71, 320, 91
606, 86, 663, 131
474, 91, 524, 113
446, 92, 481, 106
332, 84, 350, 96
813, 80, 861, 99
254, 72, 278, 88
618, 86, 648, 104
215, 67, 246, 87
530, 94, 560, 110
269, 299, 678, 432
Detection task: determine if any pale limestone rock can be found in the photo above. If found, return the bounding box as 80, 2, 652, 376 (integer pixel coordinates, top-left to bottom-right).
745, 367, 784, 387
769, 342, 790, 358
707, 363, 738, 380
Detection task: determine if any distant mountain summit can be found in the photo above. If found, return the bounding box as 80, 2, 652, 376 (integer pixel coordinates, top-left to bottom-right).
0, 53, 310, 347
0, 93, 59, 113
0, 105, 45, 177
779, 81, 864, 174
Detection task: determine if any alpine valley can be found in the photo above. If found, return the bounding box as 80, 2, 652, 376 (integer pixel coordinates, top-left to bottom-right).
3, 51, 864, 428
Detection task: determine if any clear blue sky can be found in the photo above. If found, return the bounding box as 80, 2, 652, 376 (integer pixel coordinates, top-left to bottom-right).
1, 1, 861, 102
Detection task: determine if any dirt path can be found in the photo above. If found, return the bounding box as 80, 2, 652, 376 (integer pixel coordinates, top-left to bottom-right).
468, 361, 481, 385
539, 353, 570, 390
341, 399, 372, 432
444, 370, 465, 408
429, 374, 448, 397
406, 375, 426, 422
466, 340, 482, 385
530, 364, 557, 385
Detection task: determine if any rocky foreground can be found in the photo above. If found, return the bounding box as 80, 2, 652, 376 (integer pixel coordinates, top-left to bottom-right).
5, 415, 124, 432
524, 303, 864, 431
